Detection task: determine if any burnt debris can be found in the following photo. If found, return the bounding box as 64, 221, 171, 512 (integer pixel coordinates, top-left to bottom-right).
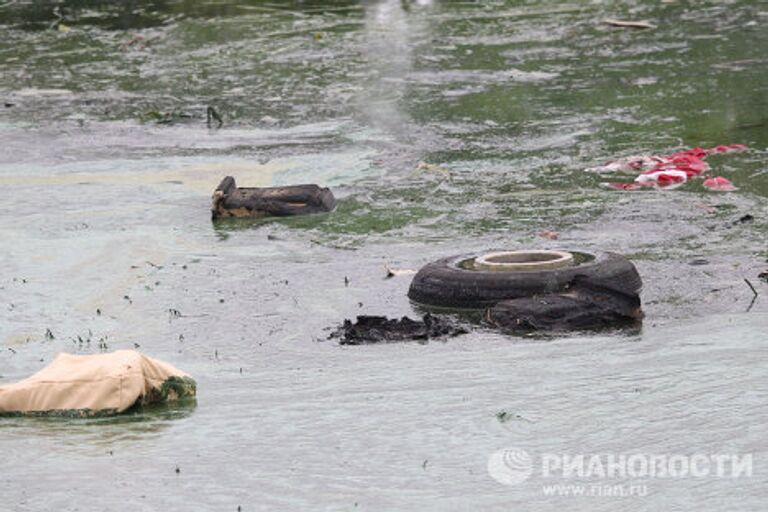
487, 277, 643, 332
330, 314, 468, 345
211, 176, 336, 220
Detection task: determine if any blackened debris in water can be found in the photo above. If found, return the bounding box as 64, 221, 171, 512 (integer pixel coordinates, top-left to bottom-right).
206, 106, 223, 128
211, 176, 336, 220
330, 314, 468, 345
487, 279, 643, 332
758, 271, 768, 284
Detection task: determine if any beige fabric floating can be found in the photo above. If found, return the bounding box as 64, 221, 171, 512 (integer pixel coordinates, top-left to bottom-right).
0, 350, 196, 417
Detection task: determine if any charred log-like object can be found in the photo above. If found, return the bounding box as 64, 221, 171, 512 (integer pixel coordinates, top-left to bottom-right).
211, 176, 336, 220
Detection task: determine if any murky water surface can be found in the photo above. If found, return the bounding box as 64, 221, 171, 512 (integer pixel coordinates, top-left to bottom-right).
1, 1, 767, 510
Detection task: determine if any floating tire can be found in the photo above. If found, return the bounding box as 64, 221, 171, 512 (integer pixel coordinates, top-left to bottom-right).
407, 250, 642, 310
211, 176, 336, 220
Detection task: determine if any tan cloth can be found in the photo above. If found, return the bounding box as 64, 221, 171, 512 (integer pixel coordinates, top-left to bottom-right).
0, 350, 194, 416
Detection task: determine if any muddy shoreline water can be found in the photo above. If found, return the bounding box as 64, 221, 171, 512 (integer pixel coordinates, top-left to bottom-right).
1, 0, 767, 510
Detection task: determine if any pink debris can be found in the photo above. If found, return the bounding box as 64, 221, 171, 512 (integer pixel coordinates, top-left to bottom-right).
703, 176, 737, 192
707, 144, 748, 154
538, 229, 560, 240
588, 155, 664, 173
594, 144, 747, 191
602, 182, 649, 191
635, 169, 688, 189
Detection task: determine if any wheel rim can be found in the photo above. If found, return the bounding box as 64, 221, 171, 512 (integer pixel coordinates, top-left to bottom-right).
473, 250, 574, 272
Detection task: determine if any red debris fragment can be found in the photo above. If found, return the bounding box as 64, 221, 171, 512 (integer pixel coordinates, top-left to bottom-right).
538, 229, 559, 240
592, 144, 747, 191
602, 182, 648, 191
708, 144, 747, 154
703, 176, 737, 192
636, 170, 687, 189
